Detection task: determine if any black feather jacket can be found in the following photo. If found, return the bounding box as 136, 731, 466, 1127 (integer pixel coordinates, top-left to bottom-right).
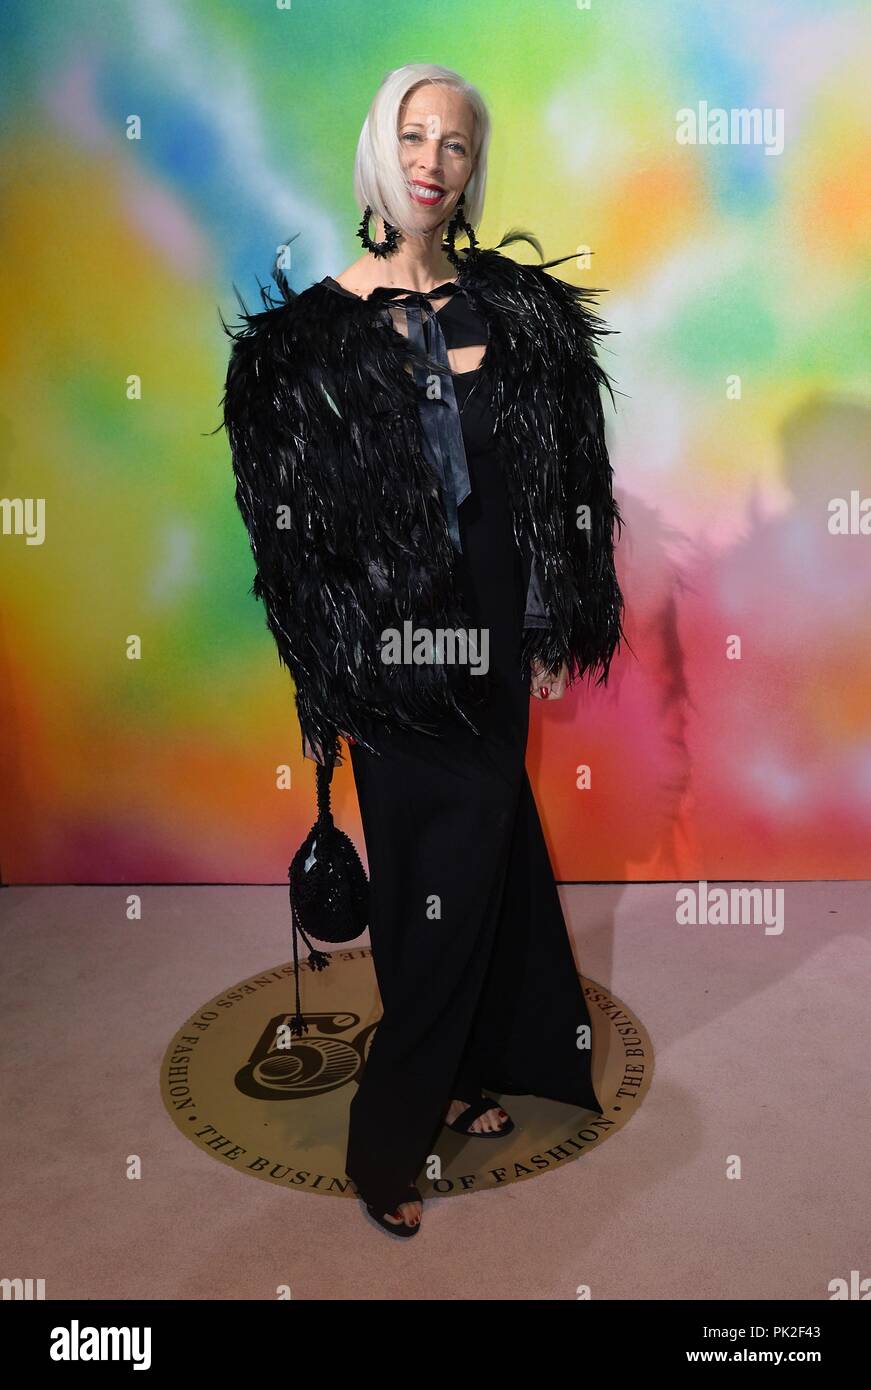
221, 234, 627, 764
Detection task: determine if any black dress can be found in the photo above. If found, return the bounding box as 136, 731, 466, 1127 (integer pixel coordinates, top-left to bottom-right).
322, 282, 603, 1215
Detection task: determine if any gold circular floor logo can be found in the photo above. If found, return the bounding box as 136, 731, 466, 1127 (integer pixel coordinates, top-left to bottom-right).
160, 948, 652, 1199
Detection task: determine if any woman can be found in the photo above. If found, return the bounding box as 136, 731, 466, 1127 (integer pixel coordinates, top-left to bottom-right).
223, 63, 626, 1238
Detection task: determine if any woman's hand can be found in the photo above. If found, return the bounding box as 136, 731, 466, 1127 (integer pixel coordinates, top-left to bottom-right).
530, 659, 569, 701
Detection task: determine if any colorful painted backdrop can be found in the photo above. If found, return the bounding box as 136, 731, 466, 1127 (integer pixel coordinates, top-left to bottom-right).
1, 0, 869, 883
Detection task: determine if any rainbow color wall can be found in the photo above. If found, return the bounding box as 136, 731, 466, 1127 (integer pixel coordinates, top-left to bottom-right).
1, 0, 869, 883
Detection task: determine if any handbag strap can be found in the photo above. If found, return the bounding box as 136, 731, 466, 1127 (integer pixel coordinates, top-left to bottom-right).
316, 756, 335, 821
287, 751, 338, 1035
288, 887, 330, 1035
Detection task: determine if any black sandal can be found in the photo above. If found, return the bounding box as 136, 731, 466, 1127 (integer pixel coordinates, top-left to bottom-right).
444, 1093, 515, 1138
364, 1185, 423, 1239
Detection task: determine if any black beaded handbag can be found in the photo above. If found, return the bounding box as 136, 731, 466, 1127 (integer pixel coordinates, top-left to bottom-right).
287, 754, 369, 1036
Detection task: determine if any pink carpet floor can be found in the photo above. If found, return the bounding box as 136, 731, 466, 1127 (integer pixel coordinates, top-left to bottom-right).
1, 880, 867, 1301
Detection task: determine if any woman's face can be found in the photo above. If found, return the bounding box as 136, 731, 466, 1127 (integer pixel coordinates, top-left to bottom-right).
397, 82, 475, 232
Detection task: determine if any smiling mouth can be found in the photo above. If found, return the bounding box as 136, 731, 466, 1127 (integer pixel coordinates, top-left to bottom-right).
409, 181, 446, 206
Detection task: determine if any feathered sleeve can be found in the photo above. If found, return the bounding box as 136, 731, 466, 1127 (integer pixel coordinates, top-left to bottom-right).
522, 263, 627, 689
221, 297, 348, 766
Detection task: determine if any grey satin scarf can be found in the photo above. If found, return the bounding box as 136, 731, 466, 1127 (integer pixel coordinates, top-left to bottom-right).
371, 284, 471, 556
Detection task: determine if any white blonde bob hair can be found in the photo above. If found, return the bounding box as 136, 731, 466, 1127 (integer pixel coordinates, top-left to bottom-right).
353, 63, 491, 240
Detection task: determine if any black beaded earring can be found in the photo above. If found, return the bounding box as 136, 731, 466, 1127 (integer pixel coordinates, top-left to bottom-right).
443, 192, 479, 267
356, 206, 400, 258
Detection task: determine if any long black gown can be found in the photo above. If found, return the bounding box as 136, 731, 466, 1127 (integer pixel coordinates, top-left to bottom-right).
324, 282, 603, 1215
